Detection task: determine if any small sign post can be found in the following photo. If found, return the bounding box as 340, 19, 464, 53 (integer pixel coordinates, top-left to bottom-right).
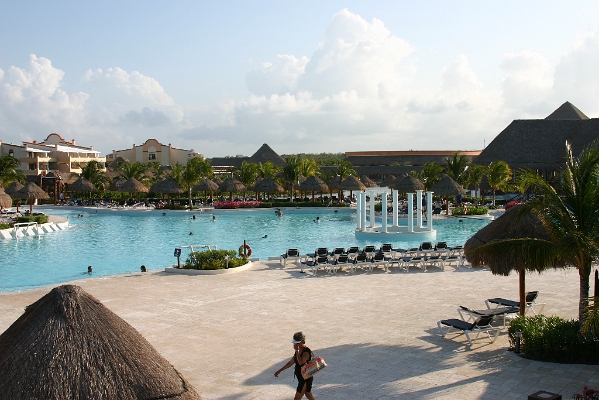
174, 248, 182, 268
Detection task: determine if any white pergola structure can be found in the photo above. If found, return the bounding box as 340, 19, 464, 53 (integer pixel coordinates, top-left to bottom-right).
355, 189, 437, 241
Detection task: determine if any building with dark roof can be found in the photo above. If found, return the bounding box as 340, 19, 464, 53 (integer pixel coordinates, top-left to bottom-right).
210, 143, 286, 172
473, 102, 599, 180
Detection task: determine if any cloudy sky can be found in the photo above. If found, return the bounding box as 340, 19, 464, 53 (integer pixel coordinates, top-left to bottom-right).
1, 1, 598, 158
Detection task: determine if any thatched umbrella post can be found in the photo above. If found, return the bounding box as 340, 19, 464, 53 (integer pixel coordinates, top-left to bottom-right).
299, 176, 329, 202
13, 182, 50, 214
464, 205, 561, 315
193, 178, 219, 204
218, 177, 245, 202
253, 178, 284, 202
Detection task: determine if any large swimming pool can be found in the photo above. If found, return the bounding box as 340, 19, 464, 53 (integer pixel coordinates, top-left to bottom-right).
0, 207, 491, 292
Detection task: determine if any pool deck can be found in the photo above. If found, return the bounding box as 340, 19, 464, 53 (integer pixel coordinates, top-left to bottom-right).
1, 261, 597, 399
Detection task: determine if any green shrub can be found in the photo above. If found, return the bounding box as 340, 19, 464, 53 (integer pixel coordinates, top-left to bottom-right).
509, 315, 599, 364
16, 215, 49, 224
183, 249, 248, 270
0, 223, 11, 229
451, 206, 488, 216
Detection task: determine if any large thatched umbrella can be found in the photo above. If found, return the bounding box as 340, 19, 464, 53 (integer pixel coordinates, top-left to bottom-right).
339, 175, 366, 198
360, 175, 377, 188
4, 181, 24, 196
70, 177, 96, 194
464, 205, 561, 315
212, 177, 223, 186
0, 187, 12, 209
430, 175, 466, 215
119, 178, 149, 202
108, 177, 127, 192
151, 178, 183, 205
13, 182, 50, 214
0, 285, 201, 399
193, 178, 219, 203
393, 175, 425, 193
218, 177, 245, 201
325, 175, 342, 201
380, 175, 397, 188
299, 175, 328, 202
253, 177, 284, 201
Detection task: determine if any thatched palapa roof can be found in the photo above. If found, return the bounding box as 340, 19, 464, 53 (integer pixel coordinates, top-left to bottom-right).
360, 175, 377, 188
108, 178, 127, 191
339, 175, 367, 191
0, 285, 201, 399
70, 177, 96, 192
299, 175, 328, 192
474, 102, 599, 171
248, 144, 287, 166
0, 187, 11, 209
393, 175, 424, 193
193, 178, 219, 192
4, 182, 24, 196
13, 182, 50, 200
218, 177, 245, 193
380, 175, 397, 188
253, 177, 284, 193
429, 175, 465, 196
151, 178, 183, 194
119, 178, 149, 193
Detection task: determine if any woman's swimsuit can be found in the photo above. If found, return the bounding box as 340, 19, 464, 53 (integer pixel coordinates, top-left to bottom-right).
294, 347, 313, 393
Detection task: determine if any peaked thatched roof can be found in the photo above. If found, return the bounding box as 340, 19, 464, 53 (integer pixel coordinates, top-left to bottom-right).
360, 175, 377, 188
393, 175, 424, 193
0, 285, 201, 400
119, 178, 149, 193
151, 178, 183, 194
4, 182, 24, 196
248, 144, 286, 166
218, 177, 245, 193
299, 175, 328, 192
0, 187, 11, 208
193, 178, 219, 192
253, 177, 284, 193
545, 101, 589, 120
13, 182, 50, 200
108, 178, 127, 191
474, 103, 599, 170
70, 177, 96, 192
326, 175, 341, 190
429, 175, 466, 196
339, 175, 366, 191
380, 175, 397, 187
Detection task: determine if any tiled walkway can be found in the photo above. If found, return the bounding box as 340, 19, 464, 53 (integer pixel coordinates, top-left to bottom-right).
1, 262, 597, 399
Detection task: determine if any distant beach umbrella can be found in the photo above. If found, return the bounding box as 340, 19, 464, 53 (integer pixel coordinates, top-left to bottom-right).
299, 175, 329, 201
254, 177, 284, 200
339, 175, 367, 198
0, 187, 11, 209
0, 285, 202, 399
465, 205, 562, 315
13, 182, 50, 214
393, 175, 425, 193
151, 177, 183, 194
430, 175, 466, 215
108, 177, 127, 191
193, 178, 219, 203
380, 175, 398, 188
218, 177, 245, 201
119, 178, 149, 194
69, 177, 96, 192
4, 181, 24, 196
360, 175, 376, 188
212, 177, 223, 185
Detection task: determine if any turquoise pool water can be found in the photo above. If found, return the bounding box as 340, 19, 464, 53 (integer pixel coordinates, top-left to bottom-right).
0, 207, 491, 292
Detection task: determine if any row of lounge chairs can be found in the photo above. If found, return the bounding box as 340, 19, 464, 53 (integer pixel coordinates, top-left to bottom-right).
437, 291, 545, 346
280, 242, 468, 275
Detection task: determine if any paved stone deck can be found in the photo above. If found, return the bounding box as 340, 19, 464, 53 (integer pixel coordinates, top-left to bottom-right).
1, 262, 597, 399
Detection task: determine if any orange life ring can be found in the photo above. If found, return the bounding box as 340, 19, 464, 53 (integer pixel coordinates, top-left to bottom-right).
239, 244, 252, 257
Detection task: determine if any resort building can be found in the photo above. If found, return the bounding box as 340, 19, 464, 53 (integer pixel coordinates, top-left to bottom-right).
0, 133, 103, 177
210, 143, 287, 173
343, 150, 481, 177
106, 139, 203, 167
474, 101, 599, 180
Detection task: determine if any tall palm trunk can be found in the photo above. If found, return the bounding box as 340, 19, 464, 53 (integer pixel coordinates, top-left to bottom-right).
188, 187, 193, 209
580, 266, 591, 323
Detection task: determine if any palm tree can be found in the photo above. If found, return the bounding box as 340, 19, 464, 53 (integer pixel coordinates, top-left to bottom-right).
475, 142, 599, 322
486, 161, 512, 206
446, 152, 469, 184
299, 158, 320, 179
147, 161, 165, 184
181, 157, 213, 208
335, 161, 356, 181
464, 165, 486, 200
116, 161, 149, 183
235, 161, 259, 200
72, 160, 109, 190
282, 155, 301, 200
419, 162, 443, 190
0, 154, 25, 187
257, 161, 280, 179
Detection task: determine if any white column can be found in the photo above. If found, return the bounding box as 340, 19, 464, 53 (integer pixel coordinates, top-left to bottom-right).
382, 192, 388, 233
369, 190, 375, 228
416, 190, 423, 228
407, 192, 414, 233
427, 191, 433, 231
361, 192, 367, 231
392, 189, 399, 227
356, 192, 362, 231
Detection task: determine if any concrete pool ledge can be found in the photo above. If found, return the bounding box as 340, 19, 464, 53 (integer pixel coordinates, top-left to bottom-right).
0, 217, 69, 239
164, 261, 255, 275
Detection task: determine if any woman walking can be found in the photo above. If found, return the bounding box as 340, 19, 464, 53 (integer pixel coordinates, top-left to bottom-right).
274, 332, 316, 400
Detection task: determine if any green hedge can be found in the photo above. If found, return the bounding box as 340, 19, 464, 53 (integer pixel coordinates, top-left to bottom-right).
16, 215, 49, 224
451, 206, 488, 216
509, 316, 599, 364
184, 249, 248, 270
0, 223, 11, 229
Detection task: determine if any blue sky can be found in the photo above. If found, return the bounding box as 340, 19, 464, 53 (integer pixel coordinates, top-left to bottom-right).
1, 1, 598, 157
